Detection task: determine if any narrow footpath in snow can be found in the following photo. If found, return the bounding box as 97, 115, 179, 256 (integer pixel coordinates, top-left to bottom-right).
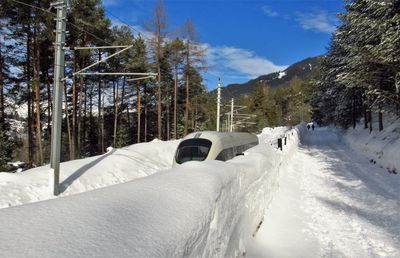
246, 127, 400, 257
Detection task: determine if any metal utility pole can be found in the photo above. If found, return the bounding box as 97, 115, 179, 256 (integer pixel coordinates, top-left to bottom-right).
226, 112, 230, 132
49, 0, 69, 196
230, 98, 234, 132
216, 78, 221, 132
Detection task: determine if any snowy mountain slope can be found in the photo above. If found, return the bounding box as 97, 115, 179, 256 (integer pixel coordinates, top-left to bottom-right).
0, 126, 298, 257
211, 56, 321, 99
246, 127, 400, 257
0, 140, 179, 208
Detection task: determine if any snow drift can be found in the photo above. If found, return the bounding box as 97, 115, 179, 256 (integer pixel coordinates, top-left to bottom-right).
344, 115, 400, 174
0, 126, 301, 257
0, 140, 180, 208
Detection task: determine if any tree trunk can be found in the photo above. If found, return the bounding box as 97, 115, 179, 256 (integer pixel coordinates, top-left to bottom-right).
78, 67, 84, 156
137, 83, 141, 143
0, 51, 4, 131
26, 24, 33, 168
64, 83, 72, 159
83, 82, 88, 153
89, 85, 93, 153
184, 42, 190, 136
166, 83, 170, 140
362, 95, 368, 129
101, 86, 104, 153
364, 109, 368, 129
77, 33, 87, 157
33, 17, 43, 165
184, 74, 189, 136
121, 76, 127, 126
126, 101, 131, 130
144, 84, 147, 142
157, 71, 162, 139
378, 108, 383, 131
97, 52, 102, 153
45, 70, 52, 138
395, 72, 400, 116
194, 95, 198, 130
0, 39, 4, 130
369, 110, 372, 133
71, 50, 77, 159
173, 65, 178, 139
352, 89, 356, 129
113, 80, 119, 147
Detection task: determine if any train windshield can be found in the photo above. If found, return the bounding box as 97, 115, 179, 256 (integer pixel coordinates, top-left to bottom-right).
175, 138, 212, 164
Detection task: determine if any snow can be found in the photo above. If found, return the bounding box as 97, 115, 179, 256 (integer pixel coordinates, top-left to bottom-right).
0, 140, 180, 208
246, 126, 400, 257
7, 161, 25, 168
278, 71, 286, 79
343, 115, 400, 174
0, 126, 297, 257
1, 122, 399, 257
4, 97, 28, 119
257, 126, 291, 145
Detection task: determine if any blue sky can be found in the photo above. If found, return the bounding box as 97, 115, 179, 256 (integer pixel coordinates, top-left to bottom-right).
103, 0, 344, 89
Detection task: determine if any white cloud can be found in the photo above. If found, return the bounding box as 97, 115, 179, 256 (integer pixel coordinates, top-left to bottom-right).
262, 6, 279, 17
296, 11, 338, 33
206, 45, 287, 80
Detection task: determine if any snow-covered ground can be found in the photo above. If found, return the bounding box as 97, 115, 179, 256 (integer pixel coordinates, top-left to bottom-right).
344, 115, 400, 174
1, 123, 398, 257
246, 126, 400, 257
0, 126, 294, 257
0, 140, 179, 208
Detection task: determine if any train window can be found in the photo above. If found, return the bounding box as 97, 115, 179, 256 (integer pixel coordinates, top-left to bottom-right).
175, 139, 212, 164
215, 147, 235, 162
216, 150, 226, 161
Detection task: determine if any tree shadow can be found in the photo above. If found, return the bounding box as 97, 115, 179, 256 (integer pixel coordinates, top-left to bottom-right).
59, 149, 117, 193
317, 197, 400, 240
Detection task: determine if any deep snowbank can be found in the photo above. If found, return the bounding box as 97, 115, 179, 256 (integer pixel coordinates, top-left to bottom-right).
0, 126, 302, 257
0, 140, 180, 208
344, 115, 400, 174
247, 126, 400, 257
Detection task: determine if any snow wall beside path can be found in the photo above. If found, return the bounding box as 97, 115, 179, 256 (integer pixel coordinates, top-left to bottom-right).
343, 116, 400, 174
0, 125, 305, 258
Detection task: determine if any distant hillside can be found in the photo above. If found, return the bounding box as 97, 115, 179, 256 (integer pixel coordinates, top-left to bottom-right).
213, 56, 322, 99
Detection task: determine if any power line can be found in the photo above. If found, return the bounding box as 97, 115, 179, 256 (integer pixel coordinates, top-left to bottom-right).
9, 0, 111, 45
105, 10, 150, 41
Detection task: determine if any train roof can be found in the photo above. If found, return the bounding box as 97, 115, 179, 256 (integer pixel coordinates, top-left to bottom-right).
183, 131, 258, 148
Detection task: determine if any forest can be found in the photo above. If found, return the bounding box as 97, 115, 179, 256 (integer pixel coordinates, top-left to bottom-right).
0, 0, 213, 170
312, 0, 400, 130
2, 0, 399, 171
0, 0, 316, 171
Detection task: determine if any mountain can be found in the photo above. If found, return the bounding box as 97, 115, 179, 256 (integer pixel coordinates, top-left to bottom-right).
213, 56, 322, 99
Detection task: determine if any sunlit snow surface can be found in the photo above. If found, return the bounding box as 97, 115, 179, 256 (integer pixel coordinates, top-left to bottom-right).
0, 140, 180, 208
1, 124, 399, 257
246, 127, 400, 257
0, 126, 294, 257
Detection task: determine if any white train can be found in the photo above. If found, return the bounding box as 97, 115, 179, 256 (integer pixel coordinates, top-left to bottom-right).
173, 131, 259, 166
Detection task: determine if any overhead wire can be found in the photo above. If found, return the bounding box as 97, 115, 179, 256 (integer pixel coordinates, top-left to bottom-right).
9, 0, 112, 46
9, 0, 234, 91
104, 10, 151, 41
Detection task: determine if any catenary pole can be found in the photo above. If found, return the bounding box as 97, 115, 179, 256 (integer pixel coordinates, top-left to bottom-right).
50, 0, 69, 196
216, 78, 221, 132
230, 98, 234, 132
